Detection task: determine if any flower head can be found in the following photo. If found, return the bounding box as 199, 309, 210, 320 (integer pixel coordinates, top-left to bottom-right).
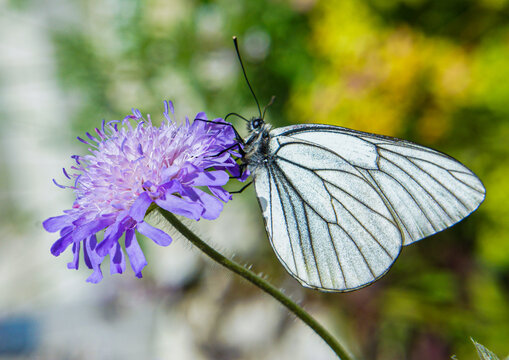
43, 101, 246, 283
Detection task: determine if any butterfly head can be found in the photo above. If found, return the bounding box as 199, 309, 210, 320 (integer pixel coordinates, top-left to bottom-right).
248, 117, 264, 132
243, 116, 271, 169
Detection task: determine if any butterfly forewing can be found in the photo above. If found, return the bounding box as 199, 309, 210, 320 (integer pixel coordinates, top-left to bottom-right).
251, 124, 485, 292
273, 125, 486, 245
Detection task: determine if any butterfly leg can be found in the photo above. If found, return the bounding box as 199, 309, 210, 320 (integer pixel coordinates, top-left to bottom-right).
210, 142, 245, 159
194, 117, 244, 144
229, 161, 251, 179
230, 180, 253, 194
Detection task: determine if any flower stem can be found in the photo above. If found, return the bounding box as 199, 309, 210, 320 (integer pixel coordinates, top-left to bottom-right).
156, 207, 354, 360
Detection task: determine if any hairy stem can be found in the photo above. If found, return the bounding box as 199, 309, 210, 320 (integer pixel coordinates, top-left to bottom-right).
156, 207, 354, 360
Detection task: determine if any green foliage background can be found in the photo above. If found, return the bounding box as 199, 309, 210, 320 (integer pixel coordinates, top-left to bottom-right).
3, 0, 509, 359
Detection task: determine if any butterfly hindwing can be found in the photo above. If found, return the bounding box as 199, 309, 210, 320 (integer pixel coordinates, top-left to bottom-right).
252, 133, 402, 291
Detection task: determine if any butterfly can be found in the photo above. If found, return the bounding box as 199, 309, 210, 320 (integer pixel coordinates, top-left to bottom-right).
229, 37, 485, 292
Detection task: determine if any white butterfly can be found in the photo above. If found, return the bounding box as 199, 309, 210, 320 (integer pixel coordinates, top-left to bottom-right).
230, 36, 485, 292
242, 120, 485, 292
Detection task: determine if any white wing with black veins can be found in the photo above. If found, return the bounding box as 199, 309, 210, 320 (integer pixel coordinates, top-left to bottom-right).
252, 124, 485, 292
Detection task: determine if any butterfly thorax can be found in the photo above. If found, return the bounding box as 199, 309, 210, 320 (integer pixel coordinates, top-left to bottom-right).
243, 119, 272, 172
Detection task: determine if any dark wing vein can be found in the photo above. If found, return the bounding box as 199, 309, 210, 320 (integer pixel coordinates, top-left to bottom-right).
322, 179, 396, 259
388, 150, 472, 175
326, 223, 347, 287
370, 164, 438, 232
272, 163, 331, 232
363, 169, 414, 239
268, 165, 299, 276
327, 211, 377, 278
381, 155, 455, 223
331, 192, 395, 261
267, 166, 275, 244
406, 157, 470, 211
367, 139, 447, 157
449, 170, 485, 194
273, 158, 377, 282
302, 204, 325, 287
276, 157, 395, 224
272, 162, 344, 285
322, 176, 395, 225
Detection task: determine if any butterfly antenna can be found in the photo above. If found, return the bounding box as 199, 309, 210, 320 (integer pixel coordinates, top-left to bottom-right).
262, 96, 276, 120
233, 36, 262, 119
224, 112, 249, 122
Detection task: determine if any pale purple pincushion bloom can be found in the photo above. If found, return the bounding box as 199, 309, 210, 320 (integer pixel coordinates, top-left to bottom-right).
43, 101, 246, 283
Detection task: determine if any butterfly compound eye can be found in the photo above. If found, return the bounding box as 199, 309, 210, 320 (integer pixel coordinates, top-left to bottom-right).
252, 118, 263, 129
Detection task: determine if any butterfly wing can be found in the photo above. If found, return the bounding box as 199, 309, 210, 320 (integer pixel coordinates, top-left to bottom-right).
251, 124, 485, 292
273, 124, 486, 245
251, 132, 403, 291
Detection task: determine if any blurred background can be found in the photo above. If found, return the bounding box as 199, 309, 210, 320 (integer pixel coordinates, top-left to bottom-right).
0, 0, 508, 359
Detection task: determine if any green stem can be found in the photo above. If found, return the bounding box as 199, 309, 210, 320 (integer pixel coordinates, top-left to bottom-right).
156, 207, 354, 360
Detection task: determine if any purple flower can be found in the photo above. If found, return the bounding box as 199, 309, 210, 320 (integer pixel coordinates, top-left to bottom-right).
43, 101, 246, 283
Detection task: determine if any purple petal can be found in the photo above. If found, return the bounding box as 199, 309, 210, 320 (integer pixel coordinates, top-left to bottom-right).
200, 158, 235, 169
88, 234, 98, 250
190, 170, 229, 187
158, 179, 183, 194
226, 161, 250, 181
128, 192, 153, 222
180, 185, 199, 202
96, 221, 124, 256
205, 152, 231, 164
239, 168, 251, 182
59, 226, 73, 236
168, 100, 174, 115
109, 242, 126, 275
155, 195, 203, 221
72, 217, 114, 243
195, 112, 207, 121
209, 186, 232, 202
160, 166, 179, 182
50, 232, 73, 256
137, 221, 172, 246
43, 215, 72, 232
163, 100, 175, 122
67, 242, 80, 270
125, 229, 147, 278
131, 108, 142, 120
142, 180, 155, 189
195, 189, 223, 220
165, 100, 175, 116
83, 237, 93, 269
222, 159, 242, 177
86, 267, 104, 284
85, 235, 105, 283
71, 215, 90, 227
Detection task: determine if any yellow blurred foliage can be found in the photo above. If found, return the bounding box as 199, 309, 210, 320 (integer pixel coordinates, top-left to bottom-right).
478, 160, 509, 268
288, 0, 473, 142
